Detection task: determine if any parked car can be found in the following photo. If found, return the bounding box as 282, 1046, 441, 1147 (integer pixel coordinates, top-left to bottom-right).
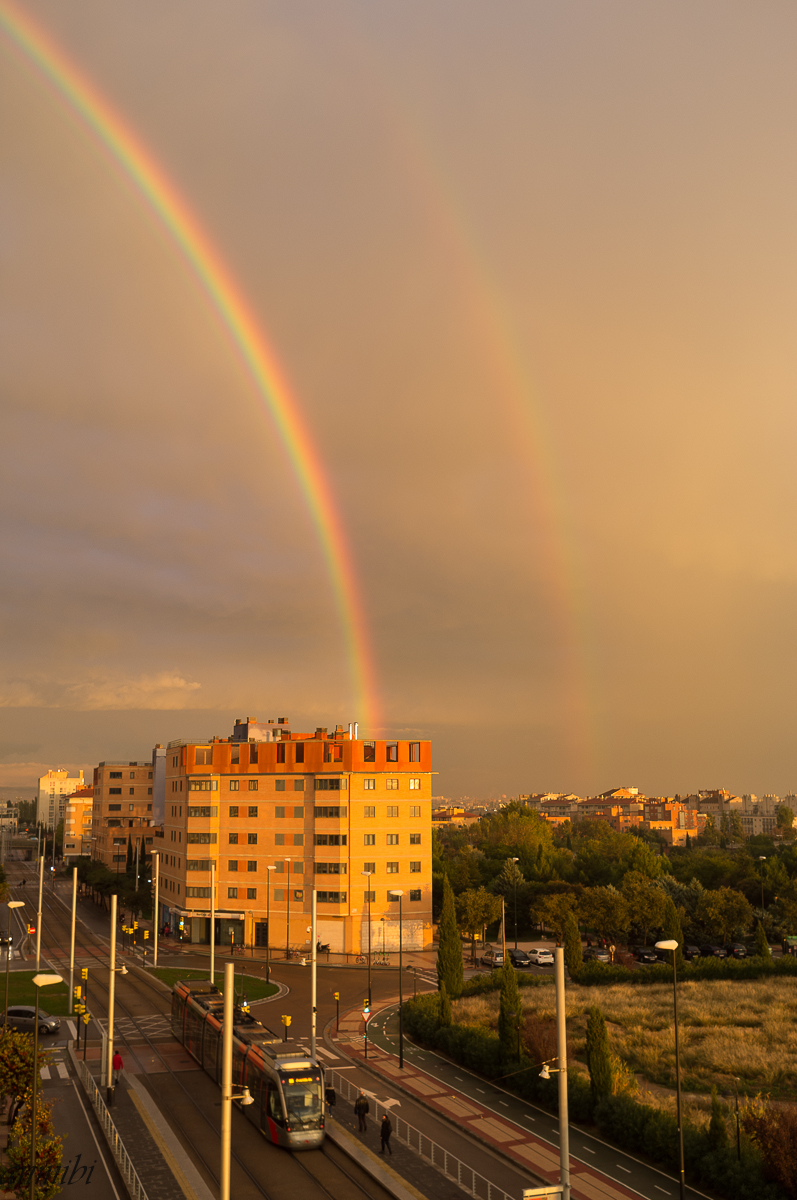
527, 947, 555, 966
700, 944, 728, 958
630, 947, 659, 964
724, 943, 748, 959
508, 949, 531, 968
480, 947, 505, 968
583, 948, 611, 963
2, 1006, 60, 1035
654, 943, 701, 962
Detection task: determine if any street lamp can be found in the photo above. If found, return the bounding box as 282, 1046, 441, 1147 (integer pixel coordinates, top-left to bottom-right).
511, 857, 519, 950
655, 938, 685, 1200
380, 916, 386, 954
220, 961, 254, 1200
266, 866, 276, 983
389, 890, 404, 1068
4, 902, 24, 1026
29, 973, 62, 1199
361, 871, 373, 1012
285, 858, 292, 958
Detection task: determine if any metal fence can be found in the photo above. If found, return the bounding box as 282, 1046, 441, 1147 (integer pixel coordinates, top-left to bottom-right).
327, 1067, 524, 1200
75, 1057, 149, 1200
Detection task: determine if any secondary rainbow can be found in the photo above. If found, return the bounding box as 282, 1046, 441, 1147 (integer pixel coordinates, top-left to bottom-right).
0, 0, 379, 731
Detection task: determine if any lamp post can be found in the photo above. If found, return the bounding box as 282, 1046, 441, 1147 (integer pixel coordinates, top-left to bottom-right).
29, 973, 62, 1200
655, 938, 685, 1200
266, 865, 276, 983
153, 852, 160, 969
389, 890, 404, 1068
511, 857, 519, 950
35, 855, 43, 970
380, 916, 386, 954
210, 860, 216, 984
734, 1077, 741, 1162
220, 960, 254, 1200
68, 868, 77, 1015
4, 902, 24, 1026
285, 858, 291, 957
536, 949, 570, 1200
759, 856, 766, 914
361, 870, 373, 1011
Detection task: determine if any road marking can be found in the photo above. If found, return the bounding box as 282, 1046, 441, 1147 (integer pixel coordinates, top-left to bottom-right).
476, 1088, 485, 1093
67, 1021, 76, 1038
499, 1101, 509, 1107
616, 1164, 631, 1173
455, 1076, 463, 1081
654, 1189, 670, 1195
581, 1146, 595, 1153
57, 1063, 68, 1079
40, 1067, 50, 1080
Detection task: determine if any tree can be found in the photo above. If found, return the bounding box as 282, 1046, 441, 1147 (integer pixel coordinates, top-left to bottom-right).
777, 804, 795, 834
1, 1088, 63, 1199
439, 980, 452, 1027
498, 959, 521, 1060
437, 875, 464, 997
754, 919, 771, 958
0, 1028, 52, 1111
126, 836, 133, 874
532, 893, 576, 942
585, 1006, 612, 1105
563, 911, 583, 976
742, 1098, 797, 1196
660, 897, 685, 971
620, 871, 668, 945
580, 887, 629, 943
696, 886, 753, 942
707, 1086, 728, 1151
456, 887, 502, 963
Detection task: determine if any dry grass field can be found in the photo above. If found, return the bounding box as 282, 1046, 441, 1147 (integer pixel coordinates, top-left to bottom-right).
454, 978, 797, 1099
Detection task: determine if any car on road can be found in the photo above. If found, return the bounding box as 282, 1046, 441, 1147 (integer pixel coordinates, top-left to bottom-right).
2, 1006, 60, 1035
700, 944, 728, 958
480, 947, 505, 968
527, 947, 555, 966
508, 949, 531, 968
630, 947, 659, 964
583, 947, 611, 963
724, 943, 748, 959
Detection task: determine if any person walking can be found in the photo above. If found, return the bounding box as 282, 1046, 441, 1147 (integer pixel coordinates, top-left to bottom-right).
354, 1091, 369, 1132
380, 1114, 392, 1155
112, 1050, 124, 1085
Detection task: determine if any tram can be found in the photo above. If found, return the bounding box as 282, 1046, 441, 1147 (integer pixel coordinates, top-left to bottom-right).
171, 979, 325, 1150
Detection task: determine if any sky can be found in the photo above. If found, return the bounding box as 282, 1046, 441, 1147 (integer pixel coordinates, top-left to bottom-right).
3, 1, 797, 799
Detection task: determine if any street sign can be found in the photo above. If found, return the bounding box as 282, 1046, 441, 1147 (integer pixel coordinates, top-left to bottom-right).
522, 1189, 564, 1198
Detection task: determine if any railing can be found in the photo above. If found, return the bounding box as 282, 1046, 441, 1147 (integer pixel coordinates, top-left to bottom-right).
75, 1058, 149, 1200
327, 1068, 522, 1200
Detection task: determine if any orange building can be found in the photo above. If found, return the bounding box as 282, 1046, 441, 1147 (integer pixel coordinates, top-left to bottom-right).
63, 786, 94, 862
92, 762, 155, 870
158, 718, 433, 954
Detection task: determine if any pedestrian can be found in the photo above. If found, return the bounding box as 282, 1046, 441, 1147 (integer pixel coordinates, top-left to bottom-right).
380, 1115, 392, 1155
354, 1091, 369, 1132
324, 1084, 336, 1109
112, 1050, 123, 1085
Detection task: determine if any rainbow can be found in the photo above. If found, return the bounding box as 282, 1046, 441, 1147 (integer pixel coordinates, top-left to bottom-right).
0, 0, 379, 732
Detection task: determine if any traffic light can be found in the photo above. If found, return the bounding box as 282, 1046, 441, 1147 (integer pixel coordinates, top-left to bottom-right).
134, 921, 138, 930
363, 999, 370, 1017
333, 992, 339, 1001
81, 968, 88, 980
281, 1014, 291, 1026
73, 986, 81, 1000
144, 930, 150, 940
82, 1013, 90, 1026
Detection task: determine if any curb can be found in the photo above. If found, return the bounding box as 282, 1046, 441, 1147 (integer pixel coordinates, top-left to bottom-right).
326, 1118, 429, 1200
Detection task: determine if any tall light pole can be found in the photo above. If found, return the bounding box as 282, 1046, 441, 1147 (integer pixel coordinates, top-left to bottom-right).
107, 894, 118, 1104
220, 960, 253, 1200
511, 857, 519, 950
35, 855, 43, 971
4, 902, 24, 1025
285, 858, 291, 957
210, 860, 216, 984
266, 865, 276, 983
538, 948, 571, 1200
389, 890, 404, 1068
153, 852, 160, 968
310, 890, 317, 1060
69, 868, 77, 1015
656, 938, 685, 1200
29, 973, 62, 1200
361, 870, 373, 1009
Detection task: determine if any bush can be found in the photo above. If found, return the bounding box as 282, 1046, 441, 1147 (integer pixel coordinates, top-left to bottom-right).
573, 954, 797, 987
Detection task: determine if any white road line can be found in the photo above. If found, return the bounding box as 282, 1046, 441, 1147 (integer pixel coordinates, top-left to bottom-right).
654, 1189, 670, 1195
71, 1082, 123, 1200
40, 1067, 50, 1080
499, 1101, 508, 1107
616, 1164, 632, 1173
476, 1088, 485, 1093
57, 1063, 68, 1079
581, 1146, 595, 1153
67, 1021, 76, 1038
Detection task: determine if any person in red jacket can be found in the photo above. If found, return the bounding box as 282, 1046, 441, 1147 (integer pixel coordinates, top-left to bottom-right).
112, 1051, 123, 1085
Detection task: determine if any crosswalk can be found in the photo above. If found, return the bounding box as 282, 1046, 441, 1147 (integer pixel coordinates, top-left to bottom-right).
95, 1014, 172, 1040
40, 1054, 69, 1081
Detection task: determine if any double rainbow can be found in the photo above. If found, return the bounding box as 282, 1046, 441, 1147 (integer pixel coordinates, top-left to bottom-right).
0, 0, 379, 731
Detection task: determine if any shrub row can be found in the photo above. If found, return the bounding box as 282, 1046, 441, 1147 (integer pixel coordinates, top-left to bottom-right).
461, 971, 554, 997
574, 953, 797, 987
402, 995, 786, 1200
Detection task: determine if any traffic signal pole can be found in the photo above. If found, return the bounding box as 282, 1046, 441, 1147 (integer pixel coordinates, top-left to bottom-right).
69, 868, 77, 1016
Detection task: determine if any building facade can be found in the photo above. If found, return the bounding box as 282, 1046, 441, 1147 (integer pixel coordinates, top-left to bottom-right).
37, 769, 85, 829
63, 786, 94, 861
157, 717, 433, 953
92, 762, 155, 871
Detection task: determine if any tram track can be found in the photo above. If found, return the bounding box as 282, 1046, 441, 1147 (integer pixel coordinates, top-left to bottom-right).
7, 866, 390, 1200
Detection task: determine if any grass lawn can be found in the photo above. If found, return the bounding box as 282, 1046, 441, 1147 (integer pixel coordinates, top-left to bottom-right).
150, 967, 278, 1004
455, 976, 797, 1100
1, 971, 71, 1016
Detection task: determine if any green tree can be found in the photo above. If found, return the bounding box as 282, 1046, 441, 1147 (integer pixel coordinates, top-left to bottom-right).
563, 911, 583, 976
1, 1088, 63, 1199
498, 958, 521, 1060
585, 1006, 612, 1105
532, 893, 576, 941
696, 886, 754, 942
437, 875, 464, 997
456, 887, 502, 963
581, 886, 630, 943
707, 1086, 729, 1151
660, 896, 685, 971
126, 836, 133, 873
439, 980, 452, 1027
620, 871, 668, 945
754, 919, 771, 957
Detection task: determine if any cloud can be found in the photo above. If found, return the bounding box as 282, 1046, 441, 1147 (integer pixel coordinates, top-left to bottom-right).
0, 673, 202, 711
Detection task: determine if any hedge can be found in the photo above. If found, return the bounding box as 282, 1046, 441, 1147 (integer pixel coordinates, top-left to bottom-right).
573, 954, 797, 987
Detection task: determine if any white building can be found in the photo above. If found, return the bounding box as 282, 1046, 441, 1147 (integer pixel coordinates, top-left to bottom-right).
37, 769, 85, 829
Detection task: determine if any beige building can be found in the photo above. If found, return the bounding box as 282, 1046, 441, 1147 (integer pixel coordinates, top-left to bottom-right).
92, 762, 154, 871
37, 768, 85, 829
158, 717, 433, 953
63, 786, 94, 861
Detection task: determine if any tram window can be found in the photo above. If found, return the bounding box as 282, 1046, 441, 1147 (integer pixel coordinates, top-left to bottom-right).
267, 1087, 284, 1125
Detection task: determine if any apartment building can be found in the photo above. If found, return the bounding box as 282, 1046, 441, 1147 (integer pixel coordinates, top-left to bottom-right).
92, 762, 154, 870
63, 786, 94, 861
37, 768, 85, 829
157, 717, 433, 954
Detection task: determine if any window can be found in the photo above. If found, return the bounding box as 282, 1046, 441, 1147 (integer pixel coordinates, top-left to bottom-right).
108, 804, 121, 811
231, 745, 240, 764
276, 743, 285, 764
109, 788, 122, 796
334, 744, 343, 761
229, 833, 238, 845
247, 888, 256, 899
317, 891, 347, 903
363, 862, 376, 873
129, 803, 134, 811
276, 780, 285, 792
275, 807, 285, 819
229, 860, 239, 871
110, 771, 122, 779
275, 833, 285, 846
295, 779, 305, 792
147, 788, 152, 796
314, 862, 346, 875
363, 742, 375, 762
316, 834, 347, 846
363, 806, 376, 818
295, 744, 305, 764
386, 743, 398, 762
187, 832, 217, 844
314, 806, 347, 818
364, 890, 375, 902
229, 806, 239, 818
228, 887, 238, 899
363, 779, 375, 790
410, 889, 421, 901
410, 861, 421, 873
410, 833, 421, 845
386, 862, 399, 873
410, 806, 421, 818
293, 861, 304, 874
248, 806, 258, 818
410, 743, 420, 762
293, 806, 304, 819
293, 833, 303, 846
363, 834, 375, 846
248, 833, 257, 845
112, 854, 125, 862
248, 781, 258, 792
195, 748, 212, 765
409, 778, 421, 790
316, 778, 345, 791
386, 779, 399, 791
386, 833, 399, 845
229, 780, 239, 791
107, 819, 121, 827
186, 859, 213, 871
189, 781, 218, 791
129, 789, 135, 796
387, 806, 399, 818
248, 861, 257, 872
112, 837, 125, 846
275, 862, 285, 873
186, 886, 211, 898
188, 807, 217, 818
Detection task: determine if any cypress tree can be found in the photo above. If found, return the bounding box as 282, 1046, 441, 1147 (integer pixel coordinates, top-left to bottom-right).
585, 1005, 612, 1104
498, 958, 521, 1060
707, 1086, 729, 1150
754, 919, 770, 958
566, 832, 573, 852
439, 980, 452, 1027
437, 875, 464, 997
661, 897, 685, 971
563, 912, 583, 977
125, 837, 133, 873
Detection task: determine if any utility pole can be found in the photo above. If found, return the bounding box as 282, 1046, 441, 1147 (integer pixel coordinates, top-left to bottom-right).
35, 855, 43, 971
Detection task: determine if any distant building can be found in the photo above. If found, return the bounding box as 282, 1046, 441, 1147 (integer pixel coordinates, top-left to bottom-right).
37, 769, 85, 829
91, 762, 154, 871
63, 786, 94, 862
